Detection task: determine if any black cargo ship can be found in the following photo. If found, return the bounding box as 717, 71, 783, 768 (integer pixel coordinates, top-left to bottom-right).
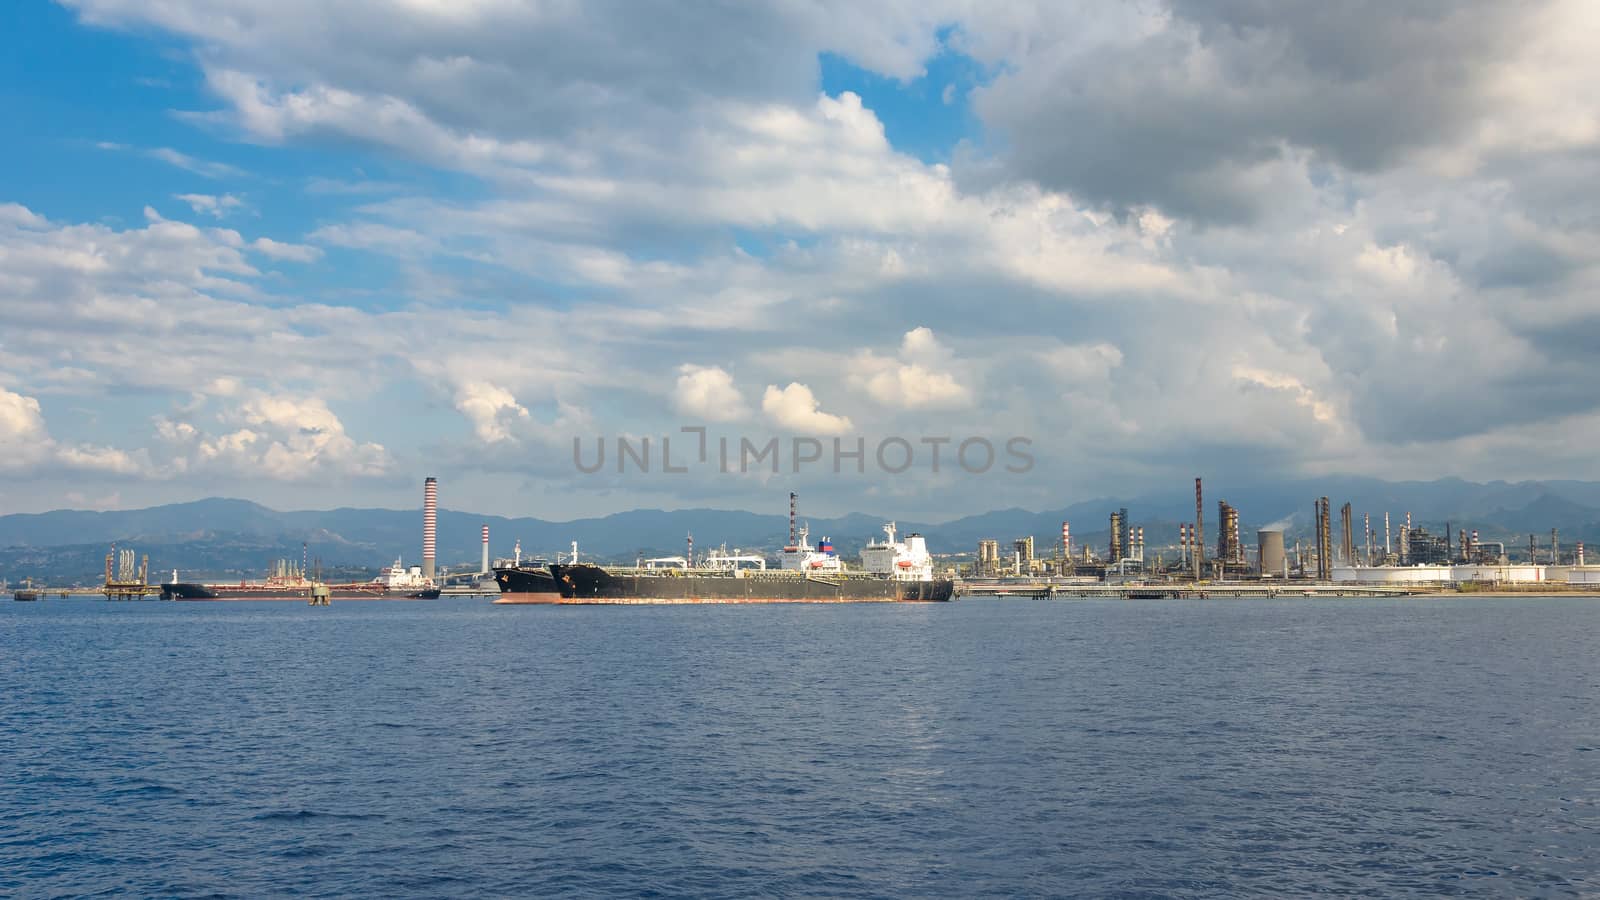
492, 565, 562, 603
542, 563, 954, 604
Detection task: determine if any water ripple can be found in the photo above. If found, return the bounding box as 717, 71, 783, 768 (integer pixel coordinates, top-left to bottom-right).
1, 596, 1597, 896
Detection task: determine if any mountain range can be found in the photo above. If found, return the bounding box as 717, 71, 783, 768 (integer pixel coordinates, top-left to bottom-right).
6, 477, 1600, 584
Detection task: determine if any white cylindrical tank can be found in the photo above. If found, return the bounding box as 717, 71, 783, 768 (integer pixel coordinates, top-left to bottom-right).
1452, 565, 1546, 583
1564, 566, 1600, 584
1331, 565, 1452, 584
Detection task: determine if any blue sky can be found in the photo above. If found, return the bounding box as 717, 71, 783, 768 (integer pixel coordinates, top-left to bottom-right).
1, 1, 1596, 519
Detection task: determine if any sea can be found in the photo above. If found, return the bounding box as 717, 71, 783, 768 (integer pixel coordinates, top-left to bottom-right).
3, 595, 1597, 898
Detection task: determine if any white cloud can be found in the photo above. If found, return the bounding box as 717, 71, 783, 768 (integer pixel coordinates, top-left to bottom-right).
93, 142, 247, 179
762, 382, 853, 434
156, 392, 393, 480
250, 237, 322, 262
175, 193, 244, 217
673, 365, 746, 422
55, 444, 145, 475
0, 387, 152, 475
453, 382, 529, 444
309, 222, 435, 255
0, 388, 51, 469
1037, 342, 1123, 383
848, 327, 973, 410
6, 3, 1600, 516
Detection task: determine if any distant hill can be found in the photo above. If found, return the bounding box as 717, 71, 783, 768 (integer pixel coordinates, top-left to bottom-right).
4, 477, 1600, 583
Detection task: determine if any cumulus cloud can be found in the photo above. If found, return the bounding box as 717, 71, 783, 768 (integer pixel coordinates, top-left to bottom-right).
673, 365, 747, 422
155, 392, 392, 480
849, 327, 972, 410
0, 388, 51, 469
6, 1, 1599, 517
0, 387, 151, 475
54, 444, 145, 476
762, 383, 853, 434
454, 382, 530, 444
966, 1, 1592, 222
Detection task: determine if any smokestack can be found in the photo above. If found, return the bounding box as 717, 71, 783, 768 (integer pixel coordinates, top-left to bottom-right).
789, 492, 797, 547
422, 476, 438, 582
1578, 542, 1585, 567
687, 532, 694, 568
481, 524, 490, 575
1384, 512, 1391, 557
1315, 497, 1332, 581
1340, 503, 1354, 565
1194, 478, 1204, 580
514, 539, 522, 568
1061, 521, 1070, 566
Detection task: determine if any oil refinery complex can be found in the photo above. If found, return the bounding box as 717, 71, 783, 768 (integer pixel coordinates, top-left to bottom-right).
15, 474, 1600, 603
961, 477, 1600, 596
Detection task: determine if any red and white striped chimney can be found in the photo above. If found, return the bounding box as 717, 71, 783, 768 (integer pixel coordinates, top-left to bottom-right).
422, 477, 438, 581
480, 524, 490, 575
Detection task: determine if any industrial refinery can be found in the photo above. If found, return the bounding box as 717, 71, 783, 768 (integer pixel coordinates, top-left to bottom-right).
960, 476, 1600, 596
16, 472, 1600, 603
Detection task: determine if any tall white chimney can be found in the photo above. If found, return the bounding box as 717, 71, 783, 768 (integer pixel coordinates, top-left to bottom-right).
422, 477, 438, 581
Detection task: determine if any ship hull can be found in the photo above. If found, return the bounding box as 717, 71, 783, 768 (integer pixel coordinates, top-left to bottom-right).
545, 564, 954, 605
493, 566, 562, 604
160, 582, 436, 601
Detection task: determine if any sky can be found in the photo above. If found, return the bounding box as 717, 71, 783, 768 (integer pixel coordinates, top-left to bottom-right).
1, 0, 1597, 520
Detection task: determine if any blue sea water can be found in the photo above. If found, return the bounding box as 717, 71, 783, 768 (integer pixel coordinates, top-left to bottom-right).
3, 596, 1598, 898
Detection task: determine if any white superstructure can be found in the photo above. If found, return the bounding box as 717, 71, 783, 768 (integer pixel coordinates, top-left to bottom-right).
376, 556, 433, 589
703, 546, 767, 572
779, 524, 843, 574
859, 522, 933, 582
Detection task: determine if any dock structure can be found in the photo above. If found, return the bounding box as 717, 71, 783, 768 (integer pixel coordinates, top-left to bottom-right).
103, 546, 158, 601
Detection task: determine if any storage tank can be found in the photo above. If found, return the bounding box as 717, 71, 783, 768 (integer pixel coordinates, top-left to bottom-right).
1565, 566, 1600, 585
1258, 530, 1286, 578
1331, 565, 1453, 584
